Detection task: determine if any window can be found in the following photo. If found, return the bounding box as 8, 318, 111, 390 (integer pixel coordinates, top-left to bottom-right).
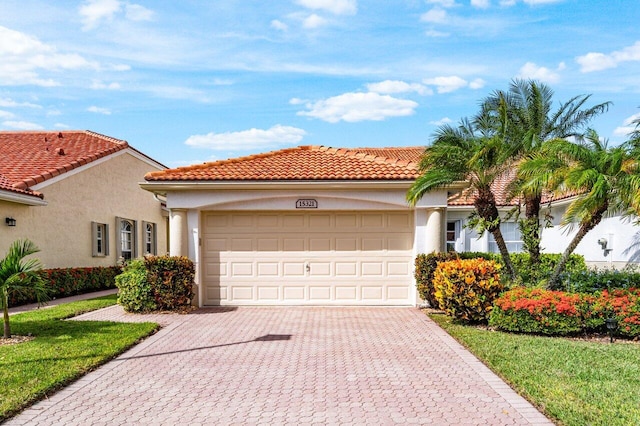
143, 221, 157, 255
91, 222, 109, 257
116, 217, 137, 262
488, 222, 523, 253
446, 220, 460, 252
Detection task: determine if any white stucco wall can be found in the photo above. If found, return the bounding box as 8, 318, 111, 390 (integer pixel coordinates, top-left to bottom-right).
0, 150, 167, 269
446, 206, 640, 267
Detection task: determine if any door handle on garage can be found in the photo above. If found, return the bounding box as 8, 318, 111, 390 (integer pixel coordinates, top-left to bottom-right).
305, 263, 310, 273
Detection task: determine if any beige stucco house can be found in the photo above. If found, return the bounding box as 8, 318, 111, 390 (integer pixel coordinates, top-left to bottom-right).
0, 130, 168, 269
141, 146, 464, 307
142, 144, 640, 307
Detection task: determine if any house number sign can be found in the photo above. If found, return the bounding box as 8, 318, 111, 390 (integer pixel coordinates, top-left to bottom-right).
296, 199, 318, 209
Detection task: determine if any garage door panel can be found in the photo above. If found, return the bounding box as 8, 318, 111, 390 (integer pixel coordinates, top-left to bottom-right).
203, 211, 414, 305
309, 286, 331, 300
361, 286, 383, 300
283, 286, 305, 300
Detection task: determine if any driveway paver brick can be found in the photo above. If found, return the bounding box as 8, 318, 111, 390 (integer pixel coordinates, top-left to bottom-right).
6, 306, 553, 425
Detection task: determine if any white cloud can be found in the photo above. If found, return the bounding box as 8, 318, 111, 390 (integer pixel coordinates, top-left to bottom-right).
87, 105, 112, 115
271, 19, 288, 31
110, 63, 131, 71
576, 41, 640, 73
79, 0, 155, 30
469, 78, 486, 89
0, 97, 41, 108
185, 125, 306, 150
303, 14, 328, 28
430, 117, 453, 126
0, 110, 15, 119
54, 123, 71, 129
2, 120, 44, 130
125, 4, 154, 21
613, 112, 640, 137
297, 92, 418, 123
289, 98, 307, 105
91, 80, 121, 90
423, 76, 468, 93
516, 61, 564, 83
366, 80, 432, 96
79, 0, 122, 30
295, 0, 357, 15
0, 26, 98, 86
420, 8, 449, 24
471, 0, 490, 8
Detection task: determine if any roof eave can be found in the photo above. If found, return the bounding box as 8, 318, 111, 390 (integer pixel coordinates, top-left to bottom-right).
0, 190, 48, 206
141, 178, 470, 196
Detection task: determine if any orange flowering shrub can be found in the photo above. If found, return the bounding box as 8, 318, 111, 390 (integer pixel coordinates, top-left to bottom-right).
490, 287, 640, 337
432, 258, 503, 323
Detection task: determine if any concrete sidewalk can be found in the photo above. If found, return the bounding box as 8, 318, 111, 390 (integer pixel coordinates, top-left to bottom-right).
8, 288, 118, 315
6, 305, 553, 425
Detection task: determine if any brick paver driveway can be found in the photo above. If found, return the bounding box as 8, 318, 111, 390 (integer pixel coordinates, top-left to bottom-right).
8, 307, 552, 425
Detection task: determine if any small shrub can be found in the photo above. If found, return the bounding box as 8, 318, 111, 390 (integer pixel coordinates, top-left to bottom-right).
490, 288, 595, 335
116, 255, 195, 313
116, 260, 156, 312
509, 253, 587, 285
145, 256, 195, 310
415, 251, 495, 307
560, 266, 640, 293
432, 258, 503, 323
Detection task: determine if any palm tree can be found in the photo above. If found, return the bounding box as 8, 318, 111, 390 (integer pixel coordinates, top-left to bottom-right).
1, 239, 49, 338
519, 129, 640, 289
408, 111, 517, 279
483, 80, 611, 266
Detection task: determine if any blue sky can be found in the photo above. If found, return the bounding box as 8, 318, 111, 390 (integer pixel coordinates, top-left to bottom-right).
1, 0, 639, 167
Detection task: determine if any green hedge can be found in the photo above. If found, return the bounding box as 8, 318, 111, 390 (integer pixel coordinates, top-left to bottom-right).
116, 255, 195, 312
559, 266, 640, 293
9, 266, 121, 306
415, 252, 587, 306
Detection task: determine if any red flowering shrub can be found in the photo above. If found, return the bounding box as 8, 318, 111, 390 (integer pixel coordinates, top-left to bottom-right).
9, 266, 121, 306
432, 258, 503, 323
595, 289, 640, 338
490, 287, 640, 338
490, 288, 595, 335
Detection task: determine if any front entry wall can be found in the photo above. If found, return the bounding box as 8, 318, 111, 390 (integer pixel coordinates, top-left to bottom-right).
202, 211, 414, 306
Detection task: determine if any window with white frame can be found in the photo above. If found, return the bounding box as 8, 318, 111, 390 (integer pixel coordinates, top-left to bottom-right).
446, 220, 460, 252
91, 222, 109, 257
143, 221, 157, 255
116, 217, 137, 262
488, 222, 523, 253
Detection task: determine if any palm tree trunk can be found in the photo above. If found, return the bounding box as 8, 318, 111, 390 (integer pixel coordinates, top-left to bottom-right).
475, 187, 516, 280
523, 194, 542, 266
547, 204, 608, 289
490, 226, 517, 280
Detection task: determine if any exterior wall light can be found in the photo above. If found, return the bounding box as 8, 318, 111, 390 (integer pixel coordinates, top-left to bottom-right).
5, 217, 16, 227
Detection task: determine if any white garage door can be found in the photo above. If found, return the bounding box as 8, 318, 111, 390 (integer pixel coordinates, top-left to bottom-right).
202, 211, 415, 306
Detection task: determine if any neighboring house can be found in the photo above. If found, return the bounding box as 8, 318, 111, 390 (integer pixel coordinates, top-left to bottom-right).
142, 145, 640, 307
0, 130, 168, 269
446, 174, 640, 269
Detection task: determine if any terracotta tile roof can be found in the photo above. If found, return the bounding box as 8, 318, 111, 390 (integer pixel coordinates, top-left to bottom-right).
0, 130, 130, 198
145, 145, 423, 182
448, 169, 580, 207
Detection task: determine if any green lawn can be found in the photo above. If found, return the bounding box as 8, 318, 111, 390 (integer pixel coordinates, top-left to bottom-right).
429, 312, 640, 426
0, 295, 158, 421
